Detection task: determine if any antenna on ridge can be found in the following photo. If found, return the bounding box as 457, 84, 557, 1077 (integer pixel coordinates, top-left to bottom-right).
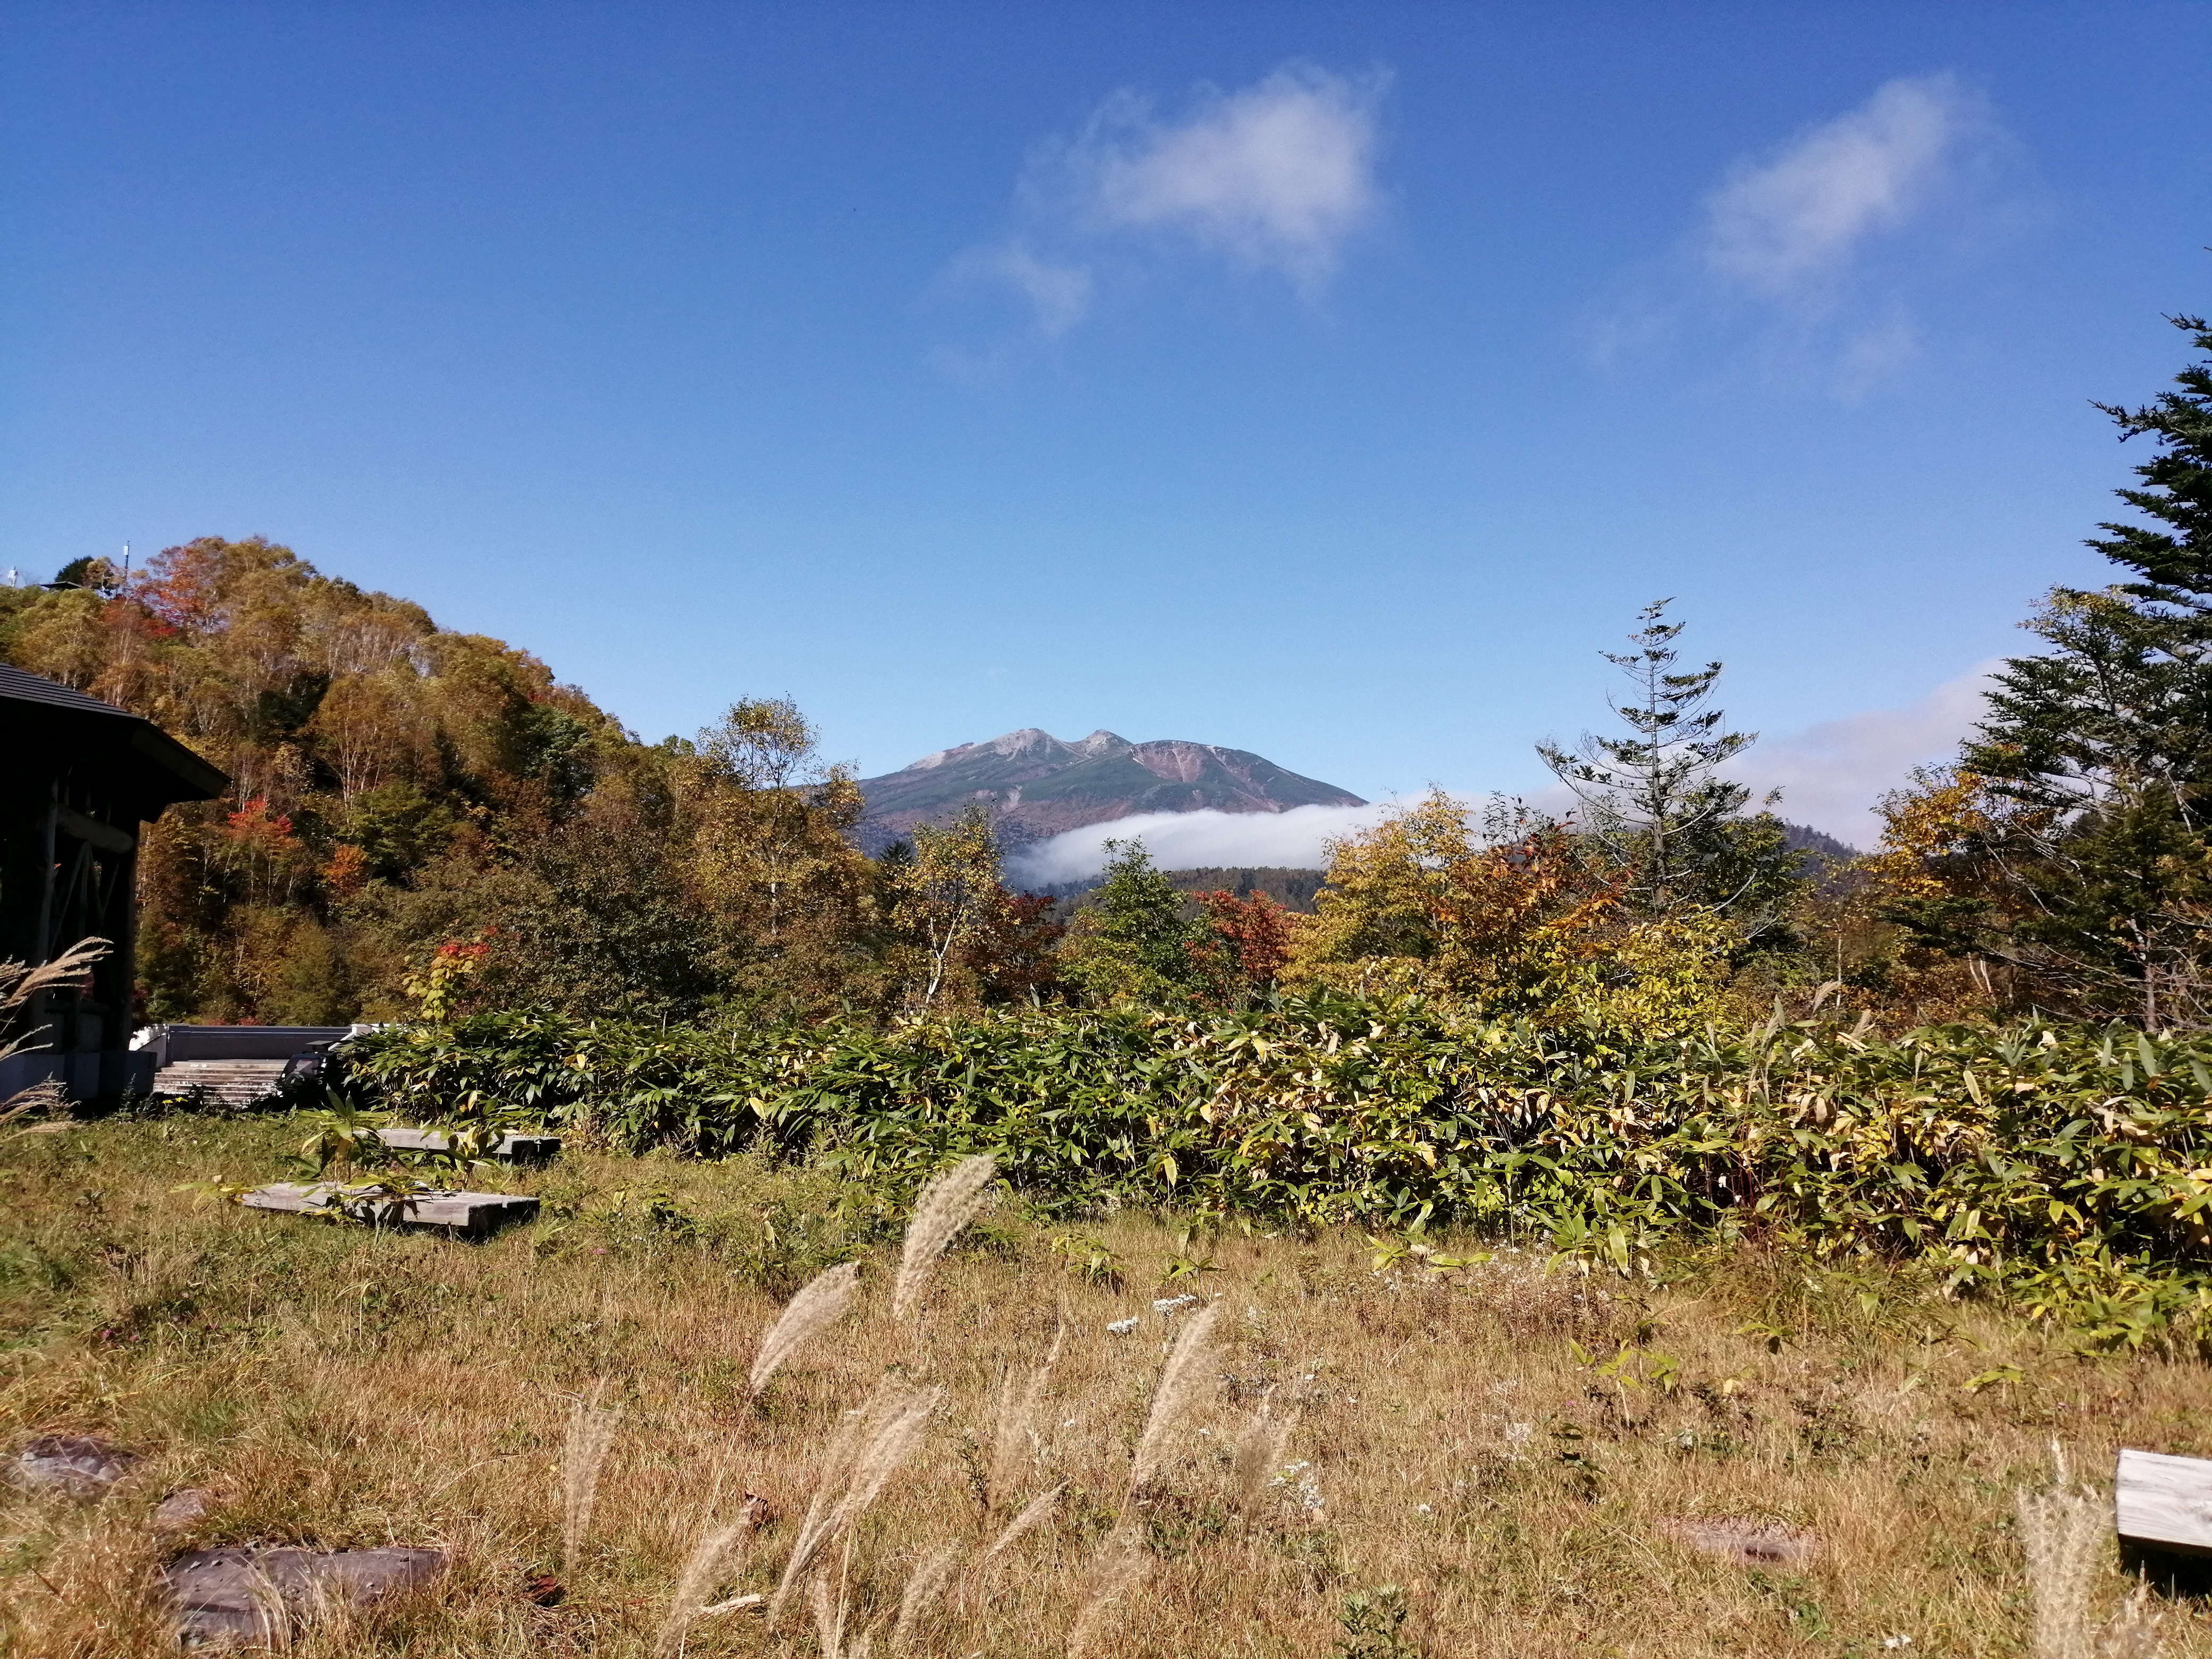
121, 542, 130, 589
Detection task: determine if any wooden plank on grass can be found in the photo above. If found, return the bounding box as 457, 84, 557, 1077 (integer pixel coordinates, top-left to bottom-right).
240, 1183, 538, 1238
2116, 1449, 2212, 1557
372, 1126, 562, 1161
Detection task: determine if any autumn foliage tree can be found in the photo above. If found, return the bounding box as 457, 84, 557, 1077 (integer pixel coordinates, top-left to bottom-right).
1289, 793, 1637, 1014
1188, 889, 1295, 1007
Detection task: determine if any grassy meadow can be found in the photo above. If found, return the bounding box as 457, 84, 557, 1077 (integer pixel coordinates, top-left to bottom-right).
5, 1113, 2211, 1657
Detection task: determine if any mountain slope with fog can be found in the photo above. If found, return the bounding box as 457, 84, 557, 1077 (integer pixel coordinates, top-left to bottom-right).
857, 728, 1365, 849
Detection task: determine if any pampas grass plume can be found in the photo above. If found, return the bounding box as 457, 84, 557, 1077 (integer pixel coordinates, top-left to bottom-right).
889, 1544, 961, 1653
987, 1319, 1064, 1514
561, 1380, 619, 1577
1066, 1536, 1149, 1659
750, 1260, 860, 1396
1231, 1398, 1299, 1512
892, 1155, 996, 1322
808, 1561, 850, 1659
983, 1484, 1064, 1565
654, 1518, 756, 1658
1129, 1300, 1221, 1497
772, 1384, 944, 1618
2098, 1586, 2166, 1659
2015, 1478, 2106, 1659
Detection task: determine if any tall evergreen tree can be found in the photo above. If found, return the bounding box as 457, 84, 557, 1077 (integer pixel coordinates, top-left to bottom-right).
1539, 600, 1802, 936
1958, 315, 2212, 1023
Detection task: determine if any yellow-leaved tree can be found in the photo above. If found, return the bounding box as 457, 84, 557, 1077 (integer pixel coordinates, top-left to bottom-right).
885, 807, 1012, 1013
1286, 791, 1736, 1037
685, 698, 879, 1015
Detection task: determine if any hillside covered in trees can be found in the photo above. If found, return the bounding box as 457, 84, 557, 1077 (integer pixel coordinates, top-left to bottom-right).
0, 539, 1019, 1025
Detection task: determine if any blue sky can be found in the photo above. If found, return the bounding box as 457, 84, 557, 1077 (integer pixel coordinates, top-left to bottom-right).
4, 3, 2207, 850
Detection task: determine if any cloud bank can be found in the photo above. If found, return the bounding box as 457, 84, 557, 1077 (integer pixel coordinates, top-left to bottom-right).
1009, 799, 1403, 886
1725, 661, 1996, 848
1009, 667, 1995, 884
947, 63, 1387, 339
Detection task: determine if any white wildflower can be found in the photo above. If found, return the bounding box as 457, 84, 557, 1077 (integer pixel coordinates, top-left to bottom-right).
1269, 1460, 1323, 1512
1153, 1294, 1199, 1315
1106, 1317, 1139, 1336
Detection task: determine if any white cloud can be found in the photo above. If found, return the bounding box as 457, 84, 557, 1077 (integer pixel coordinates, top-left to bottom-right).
945, 63, 1385, 341
1702, 73, 1985, 301
945, 240, 1095, 335
1590, 73, 2012, 396
1010, 800, 1404, 885
1726, 662, 1995, 848
1068, 65, 1387, 292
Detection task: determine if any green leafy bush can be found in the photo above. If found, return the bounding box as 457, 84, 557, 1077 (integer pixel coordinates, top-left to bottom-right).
338, 999, 2212, 1346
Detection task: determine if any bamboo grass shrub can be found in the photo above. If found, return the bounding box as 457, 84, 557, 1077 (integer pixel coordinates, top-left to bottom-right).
340, 998, 2212, 1347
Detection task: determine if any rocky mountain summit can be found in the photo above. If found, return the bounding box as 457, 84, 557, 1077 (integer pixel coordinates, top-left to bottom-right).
857, 728, 1365, 848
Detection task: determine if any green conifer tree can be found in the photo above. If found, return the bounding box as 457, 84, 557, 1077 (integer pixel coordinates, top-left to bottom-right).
1959, 315, 2212, 1023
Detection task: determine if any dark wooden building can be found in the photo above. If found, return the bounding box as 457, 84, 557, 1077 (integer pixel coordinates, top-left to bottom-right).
1, 664, 227, 1103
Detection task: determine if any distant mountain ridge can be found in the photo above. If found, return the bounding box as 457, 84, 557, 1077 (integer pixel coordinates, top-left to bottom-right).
857, 728, 1366, 849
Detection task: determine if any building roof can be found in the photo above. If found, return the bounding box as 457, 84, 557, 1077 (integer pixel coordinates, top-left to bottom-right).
0, 663, 229, 809
0, 663, 141, 718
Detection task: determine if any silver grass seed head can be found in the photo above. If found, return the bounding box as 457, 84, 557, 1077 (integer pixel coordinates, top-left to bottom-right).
892, 1155, 997, 1322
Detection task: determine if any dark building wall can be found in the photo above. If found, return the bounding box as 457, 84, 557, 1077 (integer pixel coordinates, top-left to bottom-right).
2, 666, 226, 1102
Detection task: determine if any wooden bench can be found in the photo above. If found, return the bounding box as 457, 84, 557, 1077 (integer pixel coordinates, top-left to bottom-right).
241, 1182, 539, 1238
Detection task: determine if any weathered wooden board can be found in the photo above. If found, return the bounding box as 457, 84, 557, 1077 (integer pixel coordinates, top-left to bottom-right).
372, 1126, 562, 1161
2116, 1448, 2212, 1557
241, 1182, 538, 1238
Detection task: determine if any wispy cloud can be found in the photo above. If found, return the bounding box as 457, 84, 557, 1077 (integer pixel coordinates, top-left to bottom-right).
943, 63, 1387, 340
944, 241, 1094, 337
1068, 65, 1387, 292
1592, 73, 2014, 395
1701, 74, 1987, 303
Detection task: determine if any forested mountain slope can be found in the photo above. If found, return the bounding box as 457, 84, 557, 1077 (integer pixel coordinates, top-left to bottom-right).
0, 539, 923, 1025
2, 540, 641, 1020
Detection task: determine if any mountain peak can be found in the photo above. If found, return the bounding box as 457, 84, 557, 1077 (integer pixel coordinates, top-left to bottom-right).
859, 727, 1365, 852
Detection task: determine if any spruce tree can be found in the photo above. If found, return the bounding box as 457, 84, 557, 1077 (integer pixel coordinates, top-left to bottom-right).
1959, 315, 2212, 1023
1060, 839, 1203, 1004
1539, 600, 1803, 937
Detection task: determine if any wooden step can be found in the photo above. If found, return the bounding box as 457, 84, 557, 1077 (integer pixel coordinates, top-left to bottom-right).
373, 1126, 562, 1161
2118, 1448, 2212, 1558
240, 1182, 539, 1238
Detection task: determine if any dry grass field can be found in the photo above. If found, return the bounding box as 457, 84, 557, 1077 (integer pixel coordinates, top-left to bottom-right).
6, 1113, 2212, 1657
